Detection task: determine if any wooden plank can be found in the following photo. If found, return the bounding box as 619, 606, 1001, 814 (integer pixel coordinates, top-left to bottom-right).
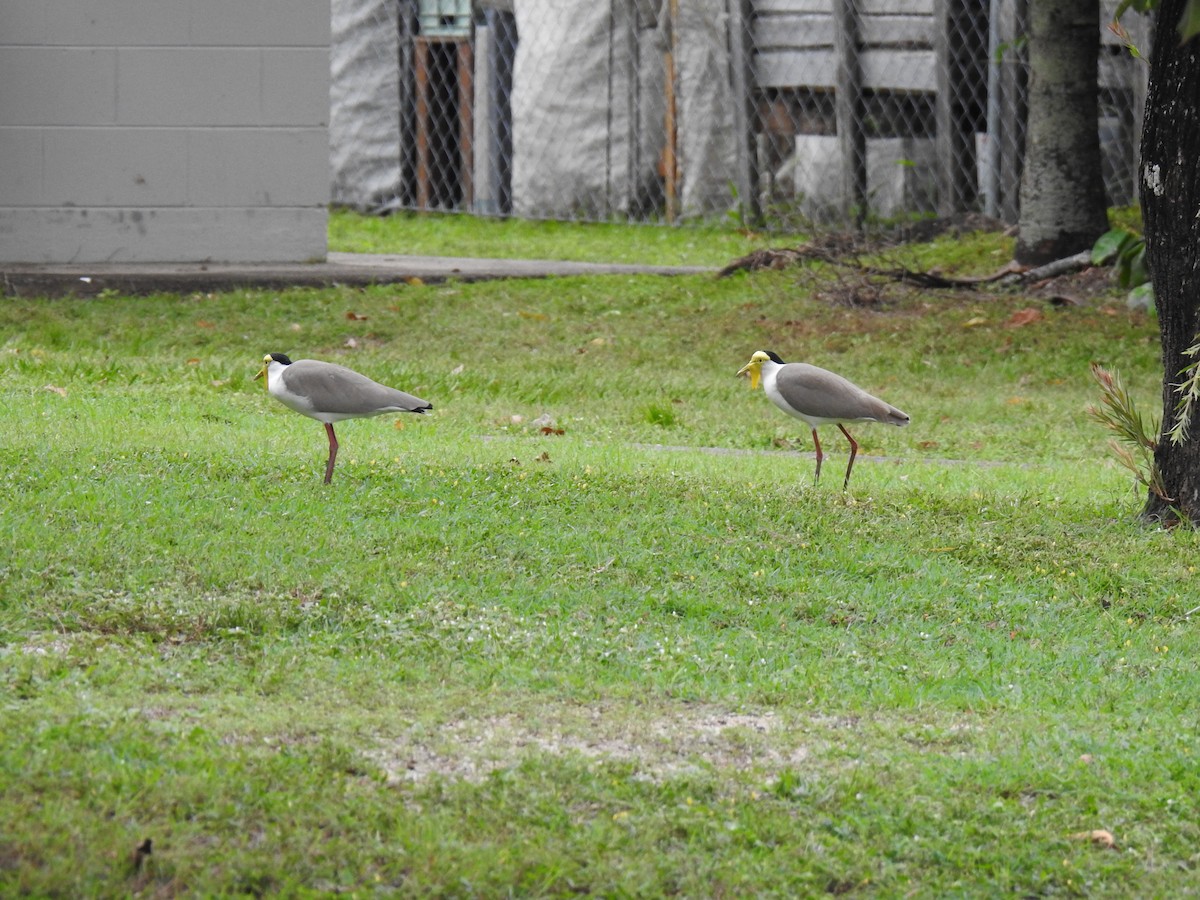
757, 48, 839, 87
754, 0, 833, 13
753, 14, 931, 50
861, 0, 933, 11
753, 15, 835, 51
862, 50, 936, 89
457, 40, 473, 209
754, 14, 932, 53
860, 15, 934, 45
756, 47, 936, 92
755, 0, 933, 13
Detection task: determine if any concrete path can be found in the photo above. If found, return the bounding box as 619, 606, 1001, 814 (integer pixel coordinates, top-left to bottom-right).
2, 252, 716, 298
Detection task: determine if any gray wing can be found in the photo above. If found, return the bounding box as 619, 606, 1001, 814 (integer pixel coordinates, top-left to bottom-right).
776, 363, 908, 424
284, 360, 432, 415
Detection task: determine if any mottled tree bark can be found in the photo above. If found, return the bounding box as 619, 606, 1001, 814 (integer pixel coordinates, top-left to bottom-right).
1014, 0, 1109, 264
1141, 0, 1200, 523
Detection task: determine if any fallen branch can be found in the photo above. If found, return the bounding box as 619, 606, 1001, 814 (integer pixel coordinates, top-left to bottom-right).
999, 250, 1093, 285
718, 244, 1096, 293
857, 263, 1021, 289
719, 247, 1025, 290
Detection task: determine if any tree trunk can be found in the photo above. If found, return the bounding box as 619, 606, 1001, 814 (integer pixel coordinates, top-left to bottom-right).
1141, 0, 1200, 523
1014, 0, 1109, 264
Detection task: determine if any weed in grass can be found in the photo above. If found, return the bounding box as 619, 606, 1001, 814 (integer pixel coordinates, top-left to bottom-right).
643, 402, 680, 428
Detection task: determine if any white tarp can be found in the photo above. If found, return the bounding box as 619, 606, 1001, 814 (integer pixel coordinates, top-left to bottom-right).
511, 0, 737, 220
510, 0, 660, 219
673, 0, 739, 218
330, 0, 740, 220
330, 0, 402, 210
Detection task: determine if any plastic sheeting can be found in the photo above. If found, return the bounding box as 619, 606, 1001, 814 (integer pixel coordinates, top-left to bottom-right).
510, 0, 661, 219
330, 0, 402, 211
330, 0, 741, 220
510, 0, 738, 220
673, 0, 739, 218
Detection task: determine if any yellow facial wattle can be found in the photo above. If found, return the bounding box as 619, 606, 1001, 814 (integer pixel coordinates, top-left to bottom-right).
737, 360, 762, 390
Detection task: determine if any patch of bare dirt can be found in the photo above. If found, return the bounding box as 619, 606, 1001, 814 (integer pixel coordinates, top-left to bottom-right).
365, 703, 859, 785
1025, 263, 1122, 307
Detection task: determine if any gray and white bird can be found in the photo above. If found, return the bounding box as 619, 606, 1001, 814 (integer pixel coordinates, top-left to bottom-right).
737, 350, 909, 490
258, 353, 432, 484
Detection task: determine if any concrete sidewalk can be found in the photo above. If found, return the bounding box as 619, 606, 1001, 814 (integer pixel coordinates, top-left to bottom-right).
1, 252, 716, 298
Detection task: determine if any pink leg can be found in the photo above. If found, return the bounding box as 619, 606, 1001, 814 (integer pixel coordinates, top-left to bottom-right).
811, 428, 823, 485
838, 424, 858, 491
324, 422, 338, 484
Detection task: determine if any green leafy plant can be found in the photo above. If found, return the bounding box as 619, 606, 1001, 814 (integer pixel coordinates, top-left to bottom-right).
1087, 362, 1168, 500
1092, 227, 1152, 308
1114, 0, 1200, 44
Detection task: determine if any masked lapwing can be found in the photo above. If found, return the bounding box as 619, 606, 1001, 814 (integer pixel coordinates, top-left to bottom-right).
258, 353, 432, 484
737, 350, 909, 490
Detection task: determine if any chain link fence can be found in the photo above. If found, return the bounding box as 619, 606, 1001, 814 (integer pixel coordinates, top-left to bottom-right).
330, 0, 1149, 229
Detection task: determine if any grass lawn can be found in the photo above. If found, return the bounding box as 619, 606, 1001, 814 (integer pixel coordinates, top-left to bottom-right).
3, 225, 1197, 897
327, 207, 803, 266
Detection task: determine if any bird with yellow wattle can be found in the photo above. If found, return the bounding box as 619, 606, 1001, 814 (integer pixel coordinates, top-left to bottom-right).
737, 349, 909, 490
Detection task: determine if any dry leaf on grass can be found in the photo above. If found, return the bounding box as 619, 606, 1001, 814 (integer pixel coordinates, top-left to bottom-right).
1006, 307, 1044, 327
42, 385, 68, 396
1069, 829, 1118, 850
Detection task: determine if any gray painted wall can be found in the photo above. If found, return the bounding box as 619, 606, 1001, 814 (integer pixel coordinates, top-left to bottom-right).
0, 0, 330, 263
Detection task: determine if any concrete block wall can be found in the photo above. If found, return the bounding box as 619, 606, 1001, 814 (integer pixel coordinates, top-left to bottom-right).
0, 1, 331, 263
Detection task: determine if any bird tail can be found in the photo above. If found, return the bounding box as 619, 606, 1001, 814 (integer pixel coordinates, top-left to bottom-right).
886, 406, 910, 427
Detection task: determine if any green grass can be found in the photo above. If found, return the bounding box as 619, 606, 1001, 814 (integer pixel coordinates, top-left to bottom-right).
3, 230, 1195, 897
329, 207, 806, 266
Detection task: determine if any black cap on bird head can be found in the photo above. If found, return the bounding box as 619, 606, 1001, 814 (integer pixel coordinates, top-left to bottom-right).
268, 353, 293, 365
764, 350, 785, 364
